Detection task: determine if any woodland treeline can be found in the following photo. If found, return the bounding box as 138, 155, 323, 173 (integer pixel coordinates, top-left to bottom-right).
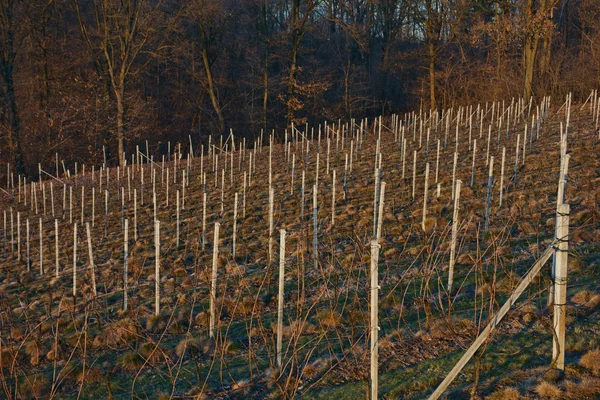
0, 0, 598, 175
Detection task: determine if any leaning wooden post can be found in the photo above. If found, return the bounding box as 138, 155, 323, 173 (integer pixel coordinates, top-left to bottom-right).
448, 180, 462, 293
484, 157, 494, 232
370, 239, 381, 400
85, 222, 97, 297
552, 203, 570, 371
276, 229, 286, 371
123, 218, 129, 310
210, 222, 220, 340
154, 220, 160, 315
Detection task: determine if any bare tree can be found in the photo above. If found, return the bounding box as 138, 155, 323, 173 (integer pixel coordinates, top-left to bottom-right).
75, 0, 170, 166
0, 0, 28, 174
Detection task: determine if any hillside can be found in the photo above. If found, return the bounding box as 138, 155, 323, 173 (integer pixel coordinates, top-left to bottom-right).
1, 99, 600, 399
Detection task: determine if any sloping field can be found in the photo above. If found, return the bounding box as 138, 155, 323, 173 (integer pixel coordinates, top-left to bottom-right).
0, 100, 599, 399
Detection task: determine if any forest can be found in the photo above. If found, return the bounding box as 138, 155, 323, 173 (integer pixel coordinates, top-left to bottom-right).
0, 0, 599, 177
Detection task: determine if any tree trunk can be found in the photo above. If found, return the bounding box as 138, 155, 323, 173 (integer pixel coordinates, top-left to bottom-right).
429, 42, 436, 111
523, 38, 539, 100
4, 62, 25, 175
261, 0, 269, 131
201, 48, 225, 136
116, 89, 125, 167
287, 37, 299, 125
286, 0, 301, 125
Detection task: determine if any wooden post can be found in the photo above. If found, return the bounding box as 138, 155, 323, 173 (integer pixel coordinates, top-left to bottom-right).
233, 192, 238, 258
202, 192, 207, 251
376, 182, 386, 242
429, 246, 556, 400
210, 222, 220, 340
81, 186, 85, 222
484, 156, 494, 232
331, 170, 336, 226
470, 139, 476, 187
69, 186, 73, 224
39, 218, 43, 274
92, 188, 95, 227
422, 163, 430, 231
301, 170, 305, 219
370, 239, 381, 400
86, 222, 97, 297
448, 180, 462, 293
313, 185, 318, 269
124, 218, 128, 310
276, 229, 286, 371
499, 147, 506, 208
176, 190, 180, 247
373, 162, 380, 236
553, 203, 570, 371
412, 150, 417, 201
55, 219, 59, 278
451, 152, 458, 201
155, 220, 160, 315
514, 133, 520, 185
25, 218, 29, 270
17, 212, 20, 262
269, 188, 274, 266
73, 222, 77, 298
435, 139, 440, 183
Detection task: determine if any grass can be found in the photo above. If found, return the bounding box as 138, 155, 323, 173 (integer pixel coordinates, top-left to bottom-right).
0, 105, 599, 399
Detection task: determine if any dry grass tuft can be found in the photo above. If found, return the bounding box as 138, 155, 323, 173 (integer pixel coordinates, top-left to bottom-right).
565, 377, 600, 398
486, 386, 521, 399
534, 381, 562, 398
580, 348, 600, 375
572, 289, 594, 305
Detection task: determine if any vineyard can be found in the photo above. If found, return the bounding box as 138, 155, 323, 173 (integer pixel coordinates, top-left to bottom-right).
1, 95, 600, 399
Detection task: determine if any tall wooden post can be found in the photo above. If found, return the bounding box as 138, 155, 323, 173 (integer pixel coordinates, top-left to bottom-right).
269, 188, 274, 266
276, 229, 286, 371
73, 222, 77, 298
85, 222, 97, 297
233, 192, 238, 258
449, 180, 462, 293
313, 185, 318, 269
370, 239, 381, 400
55, 219, 59, 278
210, 222, 220, 340
484, 157, 494, 232
376, 182, 386, 242
155, 220, 160, 315
176, 190, 180, 247
553, 203, 570, 371
422, 163, 430, 231
124, 219, 129, 310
